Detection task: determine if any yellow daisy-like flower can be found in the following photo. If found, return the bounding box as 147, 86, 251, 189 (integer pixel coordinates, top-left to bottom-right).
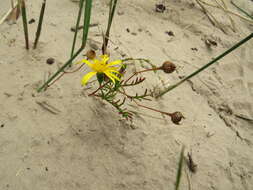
79, 54, 122, 86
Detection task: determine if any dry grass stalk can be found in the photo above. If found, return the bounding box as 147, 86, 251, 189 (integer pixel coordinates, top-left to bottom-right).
195, 0, 228, 34
199, 0, 253, 23
0, 0, 19, 25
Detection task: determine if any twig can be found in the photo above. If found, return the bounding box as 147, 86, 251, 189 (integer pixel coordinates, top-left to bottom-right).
36, 101, 61, 114
234, 114, 253, 122
88, 81, 110, 96
33, 0, 47, 49
195, 0, 227, 34
0, 1, 18, 25
231, 0, 253, 20
198, 0, 253, 23
214, 0, 236, 31
184, 167, 192, 190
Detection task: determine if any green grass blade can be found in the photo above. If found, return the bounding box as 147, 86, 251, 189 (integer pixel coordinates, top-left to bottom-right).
175, 146, 185, 190
37, 0, 93, 92
70, 0, 85, 60
156, 32, 253, 98
34, 0, 47, 49
82, 0, 92, 45
102, 0, 119, 54
19, 0, 29, 49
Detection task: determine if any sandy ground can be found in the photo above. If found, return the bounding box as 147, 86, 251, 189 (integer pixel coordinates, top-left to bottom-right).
0, 0, 253, 189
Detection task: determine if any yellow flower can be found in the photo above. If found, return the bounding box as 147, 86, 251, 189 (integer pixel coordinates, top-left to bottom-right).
79, 54, 122, 86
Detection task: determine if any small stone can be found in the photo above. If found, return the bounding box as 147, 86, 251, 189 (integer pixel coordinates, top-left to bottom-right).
155, 4, 166, 13
165, 31, 174, 36
117, 10, 124, 15
46, 58, 55, 65
28, 18, 35, 24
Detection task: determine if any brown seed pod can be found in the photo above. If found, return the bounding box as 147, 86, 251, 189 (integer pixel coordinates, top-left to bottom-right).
86, 50, 96, 60
170, 111, 184, 125
161, 61, 176, 73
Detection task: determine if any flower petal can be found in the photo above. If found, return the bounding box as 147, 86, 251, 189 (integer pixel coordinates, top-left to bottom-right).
104, 71, 116, 83
107, 60, 122, 67
101, 54, 109, 64
105, 71, 120, 81
81, 71, 97, 86
107, 68, 120, 74
77, 59, 93, 68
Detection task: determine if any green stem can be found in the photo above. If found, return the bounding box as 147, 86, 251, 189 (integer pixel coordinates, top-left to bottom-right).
20, 0, 29, 49
102, 0, 118, 54
70, 0, 85, 61
82, 0, 92, 45
175, 146, 185, 190
37, 47, 83, 92
156, 33, 253, 98
37, 0, 93, 92
33, 0, 46, 49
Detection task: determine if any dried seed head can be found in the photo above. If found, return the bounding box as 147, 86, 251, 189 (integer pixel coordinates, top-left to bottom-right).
170, 112, 184, 125
86, 50, 96, 60
161, 61, 176, 73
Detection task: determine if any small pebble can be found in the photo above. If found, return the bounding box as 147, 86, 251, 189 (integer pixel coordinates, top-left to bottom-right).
155, 4, 166, 13
46, 58, 55, 65
117, 10, 124, 15
165, 31, 174, 36
28, 18, 35, 24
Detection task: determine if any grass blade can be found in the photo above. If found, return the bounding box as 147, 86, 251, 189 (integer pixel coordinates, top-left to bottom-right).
70, 0, 85, 61
37, 0, 93, 92
82, 0, 92, 45
33, 0, 47, 49
175, 146, 185, 190
102, 0, 119, 54
19, 0, 29, 49
156, 32, 253, 98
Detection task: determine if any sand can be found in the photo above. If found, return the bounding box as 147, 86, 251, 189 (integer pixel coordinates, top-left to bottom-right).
0, 0, 253, 189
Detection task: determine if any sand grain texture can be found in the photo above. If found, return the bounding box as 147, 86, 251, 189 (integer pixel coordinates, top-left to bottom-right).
0, 0, 253, 189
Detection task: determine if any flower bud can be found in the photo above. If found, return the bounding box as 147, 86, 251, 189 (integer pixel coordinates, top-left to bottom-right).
86, 50, 96, 60
170, 112, 184, 125
161, 61, 176, 73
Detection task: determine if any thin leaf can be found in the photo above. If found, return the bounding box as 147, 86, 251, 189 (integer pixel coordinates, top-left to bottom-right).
175, 146, 185, 190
